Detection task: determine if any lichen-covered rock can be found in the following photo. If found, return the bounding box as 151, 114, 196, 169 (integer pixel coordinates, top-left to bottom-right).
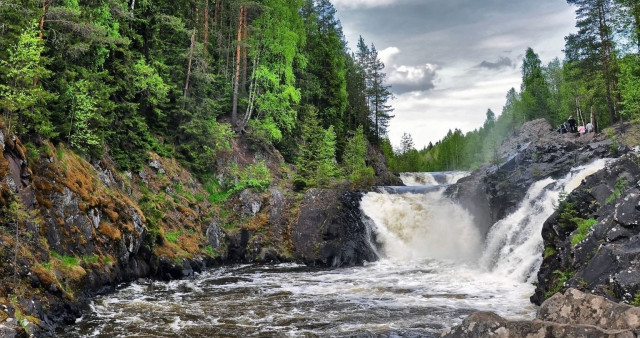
442, 289, 640, 337
292, 189, 378, 267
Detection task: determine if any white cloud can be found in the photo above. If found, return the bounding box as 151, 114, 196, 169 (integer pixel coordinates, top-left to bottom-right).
379, 47, 439, 94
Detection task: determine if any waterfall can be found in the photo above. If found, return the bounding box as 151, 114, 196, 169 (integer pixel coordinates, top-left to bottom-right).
362, 171, 479, 262
362, 160, 610, 281
361, 190, 483, 262
399, 171, 470, 186
479, 158, 611, 282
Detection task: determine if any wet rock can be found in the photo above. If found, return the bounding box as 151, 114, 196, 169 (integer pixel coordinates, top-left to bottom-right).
292, 189, 378, 267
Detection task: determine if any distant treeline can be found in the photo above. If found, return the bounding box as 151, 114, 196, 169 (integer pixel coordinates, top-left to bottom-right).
387, 0, 640, 172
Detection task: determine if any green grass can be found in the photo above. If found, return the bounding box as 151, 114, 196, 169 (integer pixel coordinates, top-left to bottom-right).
606, 177, 628, 204
631, 290, 640, 306
165, 230, 182, 244
545, 269, 574, 298
82, 254, 99, 264
205, 245, 216, 256
50, 251, 79, 267
544, 246, 556, 258
571, 218, 598, 247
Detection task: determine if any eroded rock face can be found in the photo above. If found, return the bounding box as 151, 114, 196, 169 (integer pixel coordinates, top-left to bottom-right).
532, 153, 640, 305
442, 289, 640, 337
292, 189, 378, 267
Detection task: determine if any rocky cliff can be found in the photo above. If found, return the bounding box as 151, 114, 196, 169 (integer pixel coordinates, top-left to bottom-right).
0, 123, 389, 336
444, 121, 640, 336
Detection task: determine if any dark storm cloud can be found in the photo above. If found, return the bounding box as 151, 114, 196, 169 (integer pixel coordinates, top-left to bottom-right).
476, 57, 514, 70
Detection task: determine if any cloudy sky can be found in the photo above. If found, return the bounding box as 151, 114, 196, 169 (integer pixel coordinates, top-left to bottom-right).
332, 0, 577, 149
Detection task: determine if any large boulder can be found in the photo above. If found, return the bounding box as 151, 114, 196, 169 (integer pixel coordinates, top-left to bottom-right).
292, 189, 378, 267
442, 288, 640, 337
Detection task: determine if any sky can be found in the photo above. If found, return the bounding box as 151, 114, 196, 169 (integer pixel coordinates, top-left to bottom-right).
332, 0, 578, 149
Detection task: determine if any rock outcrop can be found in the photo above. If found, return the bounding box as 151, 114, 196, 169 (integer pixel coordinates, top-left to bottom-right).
442, 288, 640, 337
532, 151, 640, 305
449, 119, 620, 237
292, 189, 378, 267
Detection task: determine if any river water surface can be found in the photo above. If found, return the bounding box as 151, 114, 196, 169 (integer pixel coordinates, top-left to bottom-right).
60, 163, 609, 337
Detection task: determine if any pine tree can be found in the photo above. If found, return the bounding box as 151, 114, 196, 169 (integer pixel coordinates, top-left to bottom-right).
0, 20, 55, 138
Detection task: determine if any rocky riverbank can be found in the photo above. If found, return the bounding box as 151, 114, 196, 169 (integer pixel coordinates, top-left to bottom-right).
0, 122, 396, 336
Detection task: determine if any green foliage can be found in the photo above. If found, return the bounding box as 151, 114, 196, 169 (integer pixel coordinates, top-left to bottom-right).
204, 162, 271, 204
571, 218, 598, 247
65, 80, 107, 156
297, 107, 339, 188
343, 126, 374, 186
0, 20, 56, 138
632, 290, 640, 306
618, 54, 640, 120
205, 245, 216, 256
25, 142, 40, 163
546, 269, 574, 298
50, 251, 78, 267
606, 177, 629, 204
165, 230, 182, 244
544, 246, 557, 258
82, 254, 99, 264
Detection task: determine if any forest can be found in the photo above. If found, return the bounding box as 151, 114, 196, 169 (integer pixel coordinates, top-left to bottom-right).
387, 0, 640, 173
0, 0, 394, 188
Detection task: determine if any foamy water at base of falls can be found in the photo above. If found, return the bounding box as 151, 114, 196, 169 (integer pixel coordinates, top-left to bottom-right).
60, 162, 609, 337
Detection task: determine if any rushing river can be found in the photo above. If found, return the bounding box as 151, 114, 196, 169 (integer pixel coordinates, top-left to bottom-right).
60, 162, 610, 337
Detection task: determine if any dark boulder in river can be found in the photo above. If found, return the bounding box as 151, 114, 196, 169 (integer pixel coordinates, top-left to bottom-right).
292, 189, 378, 267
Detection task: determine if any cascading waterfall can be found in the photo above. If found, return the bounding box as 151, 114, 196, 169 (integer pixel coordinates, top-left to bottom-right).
478, 158, 611, 282
399, 172, 470, 186
362, 159, 611, 281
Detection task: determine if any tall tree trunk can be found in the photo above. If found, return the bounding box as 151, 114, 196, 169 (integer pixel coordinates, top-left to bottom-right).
34, 0, 48, 88
241, 7, 248, 94
597, 3, 616, 124
232, 3, 244, 131
184, 7, 199, 105
204, 0, 209, 56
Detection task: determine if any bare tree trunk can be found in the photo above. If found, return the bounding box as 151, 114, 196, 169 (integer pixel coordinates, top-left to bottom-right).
34, 0, 48, 88
241, 50, 261, 131
596, 3, 616, 124
241, 7, 248, 94
184, 8, 198, 105
232, 3, 244, 131
204, 0, 209, 57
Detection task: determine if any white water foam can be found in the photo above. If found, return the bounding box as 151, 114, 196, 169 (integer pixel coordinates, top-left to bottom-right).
361, 190, 482, 262
479, 158, 611, 282
400, 172, 470, 186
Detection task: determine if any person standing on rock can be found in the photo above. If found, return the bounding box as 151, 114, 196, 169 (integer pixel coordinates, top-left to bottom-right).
586, 122, 594, 133
567, 115, 577, 133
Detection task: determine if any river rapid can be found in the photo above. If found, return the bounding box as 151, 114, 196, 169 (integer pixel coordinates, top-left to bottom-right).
60, 162, 609, 337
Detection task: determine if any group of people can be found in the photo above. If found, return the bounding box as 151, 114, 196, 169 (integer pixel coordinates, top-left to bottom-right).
558, 115, 593, 135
